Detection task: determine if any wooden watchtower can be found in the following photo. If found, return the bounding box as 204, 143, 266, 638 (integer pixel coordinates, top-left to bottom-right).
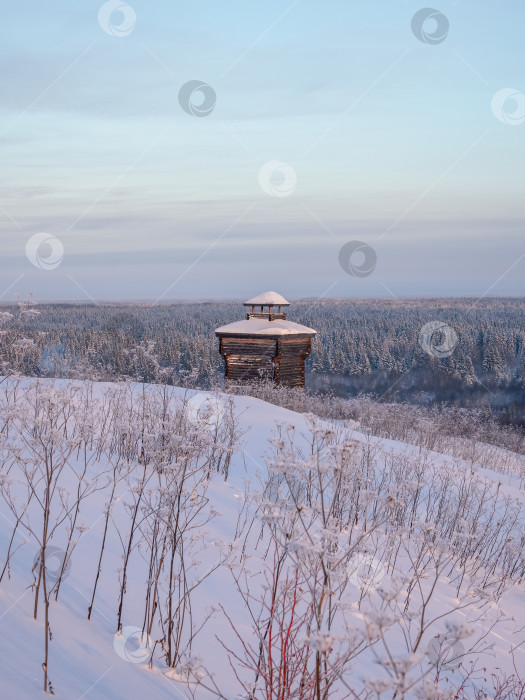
215, 292, 316, 388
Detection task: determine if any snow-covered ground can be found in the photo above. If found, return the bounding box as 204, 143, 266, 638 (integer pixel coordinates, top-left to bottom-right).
0, 378, 523, 699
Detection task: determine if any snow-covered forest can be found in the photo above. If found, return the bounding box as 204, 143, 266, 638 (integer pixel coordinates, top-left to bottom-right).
1, 297, 523, 426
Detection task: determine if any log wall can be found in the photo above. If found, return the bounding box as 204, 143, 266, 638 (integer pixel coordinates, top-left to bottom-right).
275, 337, 312, 388
218, 336, 312, 388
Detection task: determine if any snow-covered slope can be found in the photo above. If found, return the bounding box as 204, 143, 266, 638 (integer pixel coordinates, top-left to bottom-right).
0, 378, 523, 699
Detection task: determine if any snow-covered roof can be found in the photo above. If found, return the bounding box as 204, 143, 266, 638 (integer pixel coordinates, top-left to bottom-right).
215, 318, 316, 338
243, 291, 290, 307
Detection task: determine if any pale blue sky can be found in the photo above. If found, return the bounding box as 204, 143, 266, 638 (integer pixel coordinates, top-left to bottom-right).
1, 0, 524, 301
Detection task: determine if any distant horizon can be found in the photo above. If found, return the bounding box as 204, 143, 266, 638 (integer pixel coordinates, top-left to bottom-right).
1, 293, 523, 307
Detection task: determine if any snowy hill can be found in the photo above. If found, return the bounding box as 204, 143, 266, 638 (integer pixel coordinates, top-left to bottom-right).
0, 377, 524, 699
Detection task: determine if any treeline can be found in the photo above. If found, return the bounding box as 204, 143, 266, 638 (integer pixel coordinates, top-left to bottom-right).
1, 297, 523, 426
